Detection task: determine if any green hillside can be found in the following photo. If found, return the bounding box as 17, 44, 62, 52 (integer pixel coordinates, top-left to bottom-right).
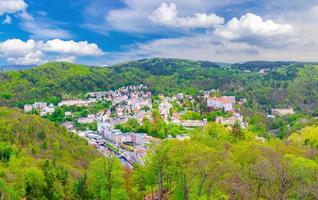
0, 107, 111, 199
0, 58, 317, 114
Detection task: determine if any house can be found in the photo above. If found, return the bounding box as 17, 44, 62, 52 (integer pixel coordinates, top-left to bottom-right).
207, 96, 236, 112
259, 69, 266, 74
65, 111, 72, 117
24, 104, 33, 112
58, 99, 96, 107
271, 108, 295, 117
215, 113, 246, 128
33, 102, 47, 110
40, 105, 55, 116
172, 119, 208, 128
24, 102, 55, 116
159, 100, 172, 122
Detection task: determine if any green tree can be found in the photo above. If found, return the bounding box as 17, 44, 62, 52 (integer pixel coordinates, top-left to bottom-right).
25, 168, 46, 200
87, 156, 128, 200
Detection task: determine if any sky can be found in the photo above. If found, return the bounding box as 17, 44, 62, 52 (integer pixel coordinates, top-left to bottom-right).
0, 0, 318, 66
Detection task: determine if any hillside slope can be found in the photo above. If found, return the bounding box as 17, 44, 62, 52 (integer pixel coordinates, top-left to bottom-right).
0, 58, 317, 113
0, 107, 101, 199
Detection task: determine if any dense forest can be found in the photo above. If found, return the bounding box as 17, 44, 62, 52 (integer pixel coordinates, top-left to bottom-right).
0, 107, 113, 199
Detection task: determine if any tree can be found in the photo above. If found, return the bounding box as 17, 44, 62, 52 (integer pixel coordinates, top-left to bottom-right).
25, 168, 46, 200
73, 174, 92, 200
147, 141, 171, 200
87, 156, 128, 200
0, 143, 13, 163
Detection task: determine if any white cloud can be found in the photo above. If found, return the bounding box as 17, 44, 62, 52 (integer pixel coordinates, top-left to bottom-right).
18, 11, 33, 20
2, 15, 12, 24
0, 39, 43, 65
0, 0, 27, 15
40, 39, 105, 56
20, 20, 72, 39
213, 13, 294, 47
83, 0, 237, 34
0, 39, 105, 65
149, 3, 223, 28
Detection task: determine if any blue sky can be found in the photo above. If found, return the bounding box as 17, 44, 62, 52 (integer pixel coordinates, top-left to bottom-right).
0, 0, 318, 65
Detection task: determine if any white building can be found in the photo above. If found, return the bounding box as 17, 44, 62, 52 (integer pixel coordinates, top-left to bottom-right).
207, 96, 236, 112
271, 108, 295, 117
24, 104, 33, 112
58, 99, 96, 107
159, 100, 172, 122
172, 119, 208, 128
33, 102, 47, 110
215, 113, 246, 128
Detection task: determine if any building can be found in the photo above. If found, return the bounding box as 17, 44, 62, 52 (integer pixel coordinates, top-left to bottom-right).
159, 100, 172, 122
24, 102, 55, 116
33, 102, 47, 110
172, 119, 208, 128
65, 111, 72, 116
215, 113, 246, 128
207, 96, 236, 112
40, 105, 55, 116
24, 104, 33, 112
58, 99, 96, 107
271, 108, 295, 117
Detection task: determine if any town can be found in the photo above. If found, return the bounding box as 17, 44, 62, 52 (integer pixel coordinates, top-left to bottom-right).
23, 84, 294, 166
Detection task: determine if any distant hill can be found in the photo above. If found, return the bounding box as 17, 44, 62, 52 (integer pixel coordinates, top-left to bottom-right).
112, 58, 222, 74
231, 61, 303, 70
0, 58, 318, 113
0, 64, 36, 71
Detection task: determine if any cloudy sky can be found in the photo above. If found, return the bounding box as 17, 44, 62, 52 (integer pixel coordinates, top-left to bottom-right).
0, 0, 318, 65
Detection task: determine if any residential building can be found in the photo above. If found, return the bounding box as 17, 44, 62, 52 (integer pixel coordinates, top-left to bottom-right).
24, 104, 33, 112
207, 96, 236, 112
271, 108, 295, 116
172, 119, 208, 128
216, 113, 246, 128
159, 99, 172, 122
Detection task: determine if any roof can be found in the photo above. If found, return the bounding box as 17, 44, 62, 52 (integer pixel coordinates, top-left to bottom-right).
209, 96, 235, 104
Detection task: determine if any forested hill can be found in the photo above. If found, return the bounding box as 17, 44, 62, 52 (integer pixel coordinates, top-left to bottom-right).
0, 107, 102, 199
231, 61, 300, 70
0, 58, 317, 114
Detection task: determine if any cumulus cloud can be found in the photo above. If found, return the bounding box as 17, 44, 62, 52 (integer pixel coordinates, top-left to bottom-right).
0, 0, 27, 15
40, 39, 104, 56
0, 39, 43, 65
213, 13, 294, 47
99, 0, 231, 33
0, 39, 105, 65
2, 15, 12, 24
149, 3, 223, 28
